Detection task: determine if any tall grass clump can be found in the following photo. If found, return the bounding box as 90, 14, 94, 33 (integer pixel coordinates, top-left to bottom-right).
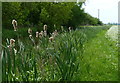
2, 24, 87, 82
53, 30, 87, 81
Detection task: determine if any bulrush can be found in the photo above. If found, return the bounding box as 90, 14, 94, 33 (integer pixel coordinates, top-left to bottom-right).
28, 28, 32, 35
12, 19, 17, 31
29, 35, 32, 39
10, 39, 15, 47
54, 30, 58, 36
36, 32, 39, 38
39, 32, 43, 39
52, 30, 58, 37
41, 31, 44, 36
55, 30, 58, 34
69, 27, 71, 32
14, 48, 17, 54
49, 36, 54, 42
44, 30, 47, 37
52, 33, 55, 37
43, 24, 47, 31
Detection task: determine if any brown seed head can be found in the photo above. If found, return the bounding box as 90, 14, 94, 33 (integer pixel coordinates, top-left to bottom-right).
36, 32, 39, 37
10, 39, 15, 47
44, 24, 47, 31
49, 37, 54, 42
12, 19, 17, 31
39, 32, 43, 38
44, 30, 47, 37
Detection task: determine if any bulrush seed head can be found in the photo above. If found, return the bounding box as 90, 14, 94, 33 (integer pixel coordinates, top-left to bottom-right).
44, 30, 47, 37
12, 19, 17, 31
49, 37, 54, 42
29, 35, 32, 39
52, 30, 58, 37
39, 32, 43, 39
41, 31, 44, 36
14, 48, 17, 54
10, 39, 15, 47
69, 27, 71, 31
28, 28, 32, 34
54, 30, 58, 36
55, 30, 58, 34
36, 32, 39, 38
44, 24, 47, 31
52, 32, 55, 37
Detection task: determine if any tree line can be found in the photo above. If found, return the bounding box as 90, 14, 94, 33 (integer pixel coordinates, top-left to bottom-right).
2, 2, 103, 32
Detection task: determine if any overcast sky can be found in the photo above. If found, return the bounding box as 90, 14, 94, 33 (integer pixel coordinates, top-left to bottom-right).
82, 0, 119, 24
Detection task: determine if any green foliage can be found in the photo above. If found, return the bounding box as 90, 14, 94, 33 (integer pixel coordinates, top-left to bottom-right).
2, 25, 118, 81
2, 27, 40, 42
81, 13, 103, 25
67, 3, 84, 28
79, 30, 118, 81
54, 31, 86, 81
2, 2, 103, 32
2, 29, 87, 81
2, 2, 21, 28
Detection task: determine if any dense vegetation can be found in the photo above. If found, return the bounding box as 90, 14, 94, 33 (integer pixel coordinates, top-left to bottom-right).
2, 2, 102, 32
2, 25, 118, 81
2, 2, 118, 82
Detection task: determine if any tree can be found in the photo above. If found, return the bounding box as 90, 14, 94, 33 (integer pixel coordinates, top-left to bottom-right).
67, 2, 85, 29
2, 2, 21, 28
2, 2, 103, 31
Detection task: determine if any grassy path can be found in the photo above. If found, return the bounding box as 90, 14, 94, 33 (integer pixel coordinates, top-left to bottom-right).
106, 25, 118, 41
78, 29, 118, 81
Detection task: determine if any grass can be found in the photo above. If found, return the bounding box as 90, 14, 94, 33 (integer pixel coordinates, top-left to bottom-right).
1, 25, 118, 81
75, 30, 118, 81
